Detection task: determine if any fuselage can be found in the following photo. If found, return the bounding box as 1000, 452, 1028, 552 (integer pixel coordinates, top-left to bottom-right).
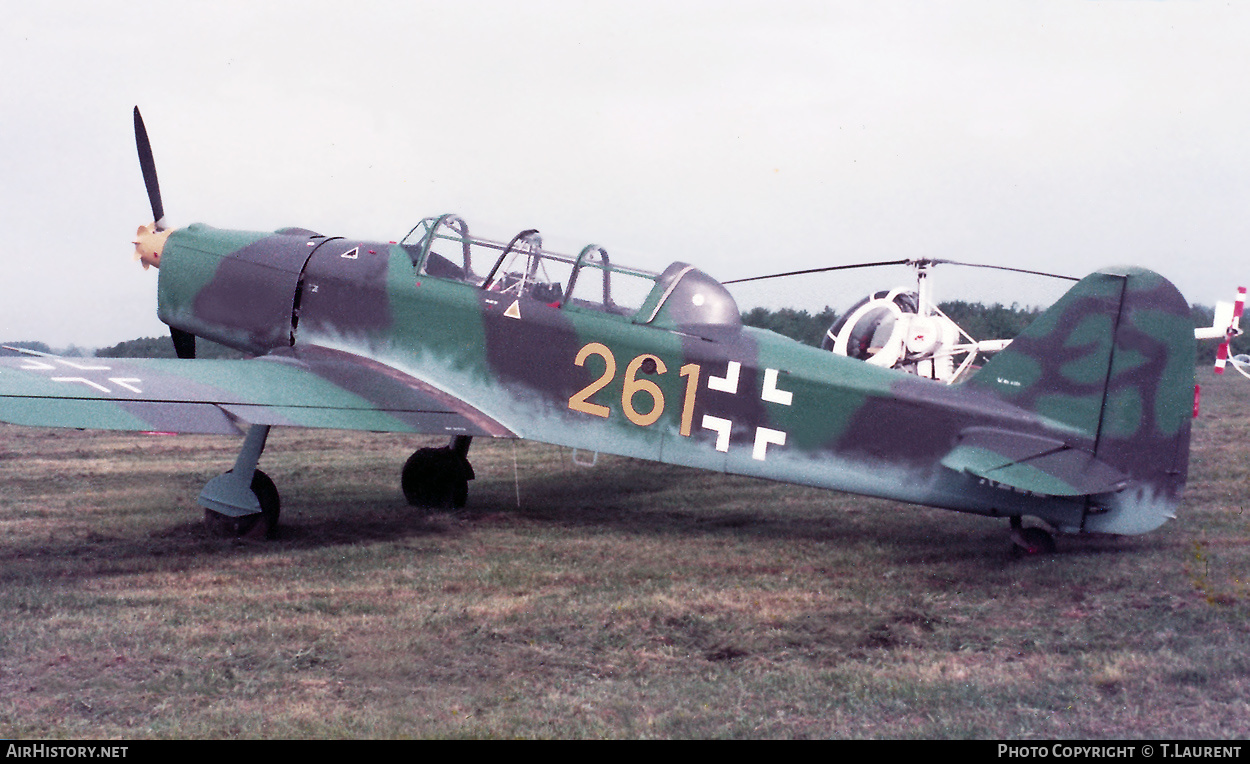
153, 220, 1193, 536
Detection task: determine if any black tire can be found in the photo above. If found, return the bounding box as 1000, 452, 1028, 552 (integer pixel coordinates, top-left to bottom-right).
250, 469, 280, 537
1012, 526, 1056, 557
204, 469, 281, 540
452, 477, 469, 509
402, 447, 471, 509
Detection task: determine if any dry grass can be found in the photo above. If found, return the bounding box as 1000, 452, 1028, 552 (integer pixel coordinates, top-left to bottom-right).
1, 368, 1248, 739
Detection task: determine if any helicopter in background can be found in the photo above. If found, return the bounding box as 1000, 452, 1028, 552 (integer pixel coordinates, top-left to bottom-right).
818, 260, 1016, 383
733, 261, 1246, 385
728, 258, 1072, 384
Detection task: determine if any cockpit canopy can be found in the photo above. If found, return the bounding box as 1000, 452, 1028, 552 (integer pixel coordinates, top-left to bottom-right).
401, 214, 741, 339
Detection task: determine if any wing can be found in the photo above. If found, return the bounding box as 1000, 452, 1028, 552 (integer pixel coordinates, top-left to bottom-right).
0, 344, 513, 438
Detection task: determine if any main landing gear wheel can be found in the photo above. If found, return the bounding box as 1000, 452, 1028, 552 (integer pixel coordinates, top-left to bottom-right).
1010, 517, 1056, 558
402, 447, 474, 509
204, 469, 281, 540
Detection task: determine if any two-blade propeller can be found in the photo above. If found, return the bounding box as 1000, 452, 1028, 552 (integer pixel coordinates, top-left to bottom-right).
132, 106, 195, 359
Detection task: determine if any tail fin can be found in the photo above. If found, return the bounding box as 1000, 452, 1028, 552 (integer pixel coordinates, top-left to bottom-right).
968, 266, 1195, 533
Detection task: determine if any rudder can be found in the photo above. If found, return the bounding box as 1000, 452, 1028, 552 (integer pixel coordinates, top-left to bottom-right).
968, 266, 1195, 533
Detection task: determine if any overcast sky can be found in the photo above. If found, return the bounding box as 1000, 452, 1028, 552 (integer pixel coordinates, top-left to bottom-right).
3, 1, 1248, 348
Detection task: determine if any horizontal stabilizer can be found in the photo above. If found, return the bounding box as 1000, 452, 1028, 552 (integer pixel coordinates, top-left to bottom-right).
941, 427, 1129, 497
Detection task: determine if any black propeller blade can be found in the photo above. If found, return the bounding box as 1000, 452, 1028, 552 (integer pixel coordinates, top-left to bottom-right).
134, 107, 194, 359
133, 106, 166, 230
171, 328, 197, 360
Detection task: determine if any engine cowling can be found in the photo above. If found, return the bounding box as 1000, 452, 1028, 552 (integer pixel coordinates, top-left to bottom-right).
157, 224, 317, 355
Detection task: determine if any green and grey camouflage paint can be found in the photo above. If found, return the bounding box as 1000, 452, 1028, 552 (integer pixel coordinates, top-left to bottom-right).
0, 218, 1196, 537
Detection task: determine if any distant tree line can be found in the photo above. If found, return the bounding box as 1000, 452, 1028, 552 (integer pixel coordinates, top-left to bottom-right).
935, 301, 1042, 347
3, 337, 244, 359
740, 307, 840, 348
94, 336, 246, 359
3, 340, 87, 357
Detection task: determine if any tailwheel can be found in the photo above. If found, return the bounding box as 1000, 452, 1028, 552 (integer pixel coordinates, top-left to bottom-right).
1009, 517, 1056, 558
402, 446, 474, 509
204, 469, 281, 540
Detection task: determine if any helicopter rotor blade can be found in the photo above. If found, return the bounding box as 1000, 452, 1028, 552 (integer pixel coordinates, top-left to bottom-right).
724, 257, 1078, 286
917, 258, 1078, 281
722, 259, 911, 285
133, 106, 166, 229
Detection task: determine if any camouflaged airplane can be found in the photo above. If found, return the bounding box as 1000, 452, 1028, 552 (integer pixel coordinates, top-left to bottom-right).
0, 109, 1206, 554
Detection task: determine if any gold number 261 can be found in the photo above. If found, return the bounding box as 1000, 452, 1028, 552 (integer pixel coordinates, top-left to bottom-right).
569, 342, 700, 434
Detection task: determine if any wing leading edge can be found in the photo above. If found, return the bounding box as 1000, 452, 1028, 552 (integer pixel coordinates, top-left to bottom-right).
0, 344, 513, 438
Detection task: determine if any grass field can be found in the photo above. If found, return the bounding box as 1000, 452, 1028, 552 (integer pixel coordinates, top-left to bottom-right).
1, 368, 1247, 739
